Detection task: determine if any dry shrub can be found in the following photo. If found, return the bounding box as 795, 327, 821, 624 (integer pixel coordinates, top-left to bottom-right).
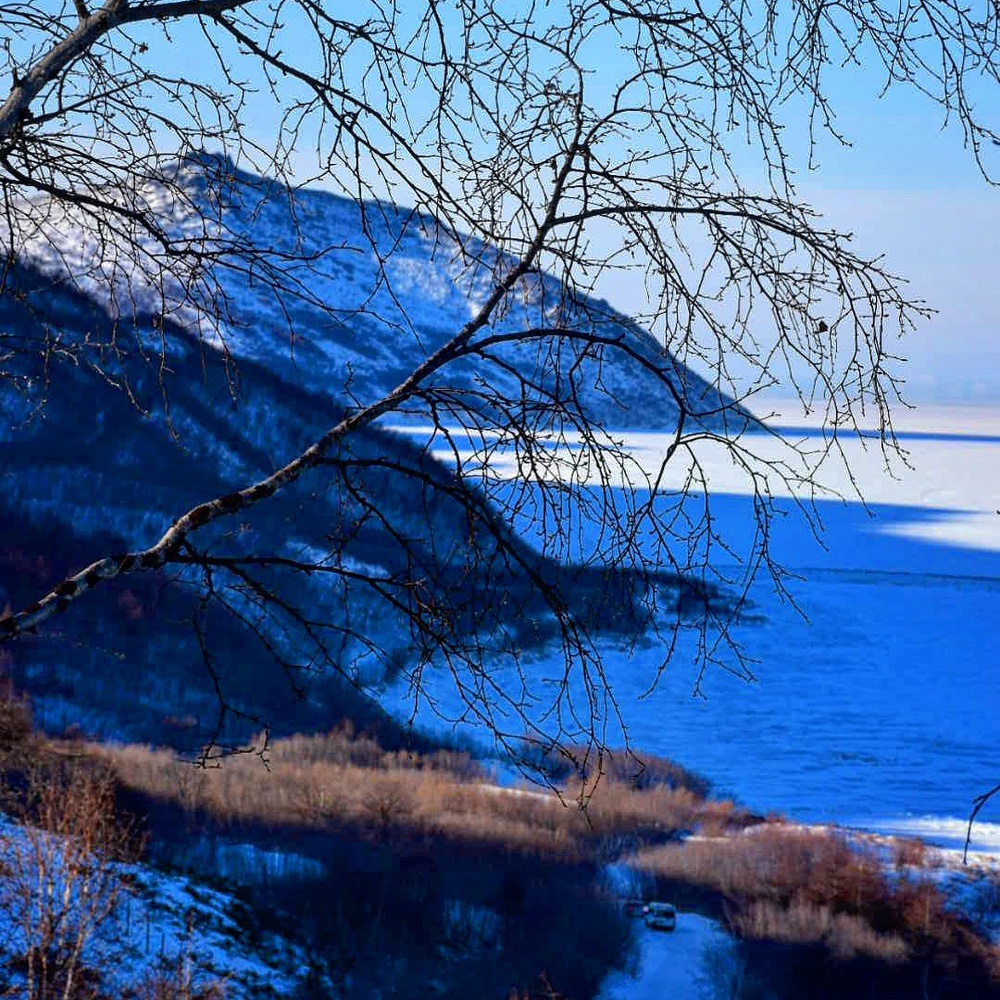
826, 914, 910, 964
635, 822, 1000, 991
274, 723, 482, 779
728, 898, 835, 944
362, 777, 414, 831
697, 799, 738, 838
531, 743, 712, 799
729, 900, 909, 963
892, 837, 929, 870
888, 876, 984, 954
580, 781, 706, 837
95, 732, 735, 862
636, 826, 890, 910
602, 751, 712, 798
0, 676, 32, 753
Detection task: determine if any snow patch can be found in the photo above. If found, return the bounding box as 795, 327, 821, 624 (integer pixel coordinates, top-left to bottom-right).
1, 173, 224, 341
857, 817, 1000, 858
598, 912, 728, 1000
0, 816, 314, 998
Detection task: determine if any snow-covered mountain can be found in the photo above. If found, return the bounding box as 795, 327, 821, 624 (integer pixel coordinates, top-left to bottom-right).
6, 153, 747, 432
0, 156, 741, 746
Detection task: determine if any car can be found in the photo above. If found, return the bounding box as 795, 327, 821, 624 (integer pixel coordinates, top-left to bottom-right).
623, 898, 647, 918
643, 901, 677, 932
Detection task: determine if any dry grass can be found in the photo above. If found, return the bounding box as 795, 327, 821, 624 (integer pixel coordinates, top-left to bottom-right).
86, 729, 741, 862
728, 900, 910, 962
634, 824, 996, 979
891, 835, 929, 870
637, 826, 886, 906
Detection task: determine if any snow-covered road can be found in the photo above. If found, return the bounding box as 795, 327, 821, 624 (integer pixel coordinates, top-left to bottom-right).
599, 914, 727, 1000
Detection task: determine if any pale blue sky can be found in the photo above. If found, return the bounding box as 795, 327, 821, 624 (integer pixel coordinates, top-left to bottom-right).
543, 81, 1000, 405
591, 58, 1000, 406
773, 78, 999, 406
144, 7, 1000, 406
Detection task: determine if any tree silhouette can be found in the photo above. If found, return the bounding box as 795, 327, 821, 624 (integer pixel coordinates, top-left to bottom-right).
0, 1, 996, 772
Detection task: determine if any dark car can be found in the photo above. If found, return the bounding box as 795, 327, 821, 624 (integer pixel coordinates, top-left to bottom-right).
644, 901, 677, 931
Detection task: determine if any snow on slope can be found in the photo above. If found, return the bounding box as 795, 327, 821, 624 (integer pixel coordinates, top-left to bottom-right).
0, 815, 311, 998
109, 863, 308, 997
862, 817, 1000, 860
3, 153, 742, 432
0, 162, 222, 339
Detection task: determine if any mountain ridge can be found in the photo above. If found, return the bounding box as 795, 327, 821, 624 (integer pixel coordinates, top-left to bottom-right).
0, 158, 741, 748
5, 153, 752, 434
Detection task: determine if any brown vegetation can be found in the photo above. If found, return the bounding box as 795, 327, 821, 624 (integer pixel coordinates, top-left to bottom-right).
2, 699, 994, 999
93, 727, 741, 862
634, 825, 999, 998
728, 900, 909, 963
0, 676, 32, 753
65, 727, 740, 1000
89, 726, 1000, 998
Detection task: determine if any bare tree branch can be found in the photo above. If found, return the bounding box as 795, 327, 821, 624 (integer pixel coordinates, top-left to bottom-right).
0, 0, 994, 780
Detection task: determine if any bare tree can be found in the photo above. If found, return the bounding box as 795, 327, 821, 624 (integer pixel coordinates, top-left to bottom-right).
0, 2, 996, 770
0, 761, 140, 999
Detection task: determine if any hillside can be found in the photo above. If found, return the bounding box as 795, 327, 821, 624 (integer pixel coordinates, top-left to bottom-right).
0, 156, 749, 749
6, 153, 746, 433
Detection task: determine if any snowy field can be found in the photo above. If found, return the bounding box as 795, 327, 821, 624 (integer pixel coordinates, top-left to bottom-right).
388, 404, 1000, 853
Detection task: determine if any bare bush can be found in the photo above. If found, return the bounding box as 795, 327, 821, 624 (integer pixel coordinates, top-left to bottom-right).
728, 900, 910, 963
0, 761, 141, 1000
361, 779, 414, 834
892, 837, 929, 871
97, 733, 735, 860
0, 676, 32, 755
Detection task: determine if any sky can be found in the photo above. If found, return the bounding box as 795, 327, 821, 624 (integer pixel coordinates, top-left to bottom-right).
804, 185, 1000, 406
584, 71, 1000, 407
80, 3, 1000, 408
767, 90, 1000, 407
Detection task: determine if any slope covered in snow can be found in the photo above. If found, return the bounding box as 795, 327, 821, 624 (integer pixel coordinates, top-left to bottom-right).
4, 153, 748, 434
0, 814, 317, 999
0, 155, 746, 750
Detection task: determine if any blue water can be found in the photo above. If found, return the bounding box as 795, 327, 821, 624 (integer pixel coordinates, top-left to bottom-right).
588, 493, 999, 827
387, 434, 1000, 838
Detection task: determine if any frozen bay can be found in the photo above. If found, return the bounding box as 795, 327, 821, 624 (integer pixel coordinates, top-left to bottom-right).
387, 405, 1000, 849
